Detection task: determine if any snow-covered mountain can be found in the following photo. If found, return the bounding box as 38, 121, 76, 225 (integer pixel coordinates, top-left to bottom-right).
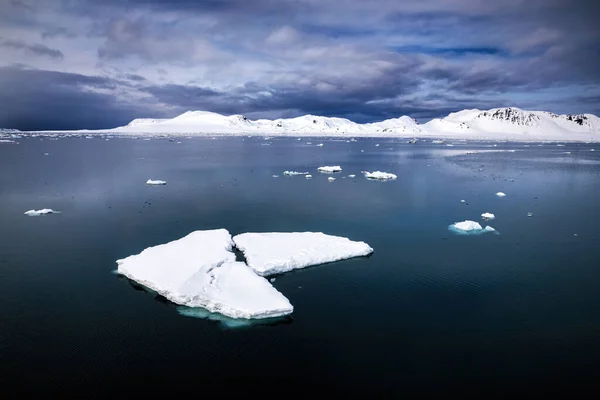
112, 110, 424, 136
423, 107, 600, 141
18, 107, 600, 141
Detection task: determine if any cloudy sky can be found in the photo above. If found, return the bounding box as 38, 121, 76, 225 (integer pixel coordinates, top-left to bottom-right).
1, 0, 599, 130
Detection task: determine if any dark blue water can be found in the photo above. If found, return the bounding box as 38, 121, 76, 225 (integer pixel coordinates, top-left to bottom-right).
1, 137, 599, 395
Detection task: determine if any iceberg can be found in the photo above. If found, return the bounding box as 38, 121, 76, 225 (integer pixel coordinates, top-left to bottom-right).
283, 171, 309, 176
449, 220, 496, 235
317, 166, 342, 173
116, 229, 293, 319
481, 212, 495, 220
363, 171, 397, 180
232, 232, 373, 276
24, 208, 59, 216
496, 192, 506, 197
147, 179, 167, 185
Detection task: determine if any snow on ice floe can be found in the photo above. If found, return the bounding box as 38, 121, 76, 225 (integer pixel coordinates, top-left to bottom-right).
24, 208, 59, 216
283, 171, 309, 176
317, 166, 342, 173
116, 229, 293, 320
363, 171, 397, 180
481, 212, 495, 220
449, 220, 497, 235
496, 192, 506, 197
232, 232, 373, 276
146, 179, 167, 185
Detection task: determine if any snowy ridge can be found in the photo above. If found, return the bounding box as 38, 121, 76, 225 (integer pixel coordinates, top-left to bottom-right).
21, 107, 600, 141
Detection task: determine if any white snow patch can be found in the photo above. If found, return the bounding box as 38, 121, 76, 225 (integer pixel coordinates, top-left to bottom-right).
147, 179, 167, 185
116, 229, 293, 319
24, 208, 59, 216
363, 171, 397, 180
318, 165, 342, 173
232, 232, 373, 276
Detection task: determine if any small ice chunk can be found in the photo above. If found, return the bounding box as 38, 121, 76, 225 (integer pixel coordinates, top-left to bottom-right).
363, 171, 397, 180
375, 144, 380, 147
24, 208, 59, 216
233, 232, 374, 276
44, 153, 49, 156
147, 179, 167, 185
305, 174, 312, 179
316, 143, 324, 147
318, 166, 342, 173
348, 174, 356, 178
481, 212, 495, 220
449, 220, 496, 235
283, 171, 309, 176
527, 212, 533, 217
306, 142, 312, 145
496, 192, 506, 197
272, 175, 279, 178
460, 199, 466, 203
117, 229, 293, 319
328, 177, 336, 182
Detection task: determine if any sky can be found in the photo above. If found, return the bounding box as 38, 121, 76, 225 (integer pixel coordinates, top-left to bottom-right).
1, 0, 599, 130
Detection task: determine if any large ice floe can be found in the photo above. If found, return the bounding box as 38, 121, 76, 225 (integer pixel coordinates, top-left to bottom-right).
116, 229, 293, 319
317, 165, 342, 173
449, 220, 496, 235
24, 208, 59, 216
363, 171, 397, 180
118, 230, 373, 321
233, 232, 373, 276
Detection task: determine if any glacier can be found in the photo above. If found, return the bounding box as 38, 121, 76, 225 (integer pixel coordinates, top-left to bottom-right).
116, 229, 293, 320
232, 232, 373, 276
23, 106, 600, 142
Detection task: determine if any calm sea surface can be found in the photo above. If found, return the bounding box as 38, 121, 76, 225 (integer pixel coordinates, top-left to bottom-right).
1, 136, 599, 395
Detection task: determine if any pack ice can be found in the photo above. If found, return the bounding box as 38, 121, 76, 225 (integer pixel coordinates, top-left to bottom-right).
116, 229, 293, 319
233, 232, 373, 276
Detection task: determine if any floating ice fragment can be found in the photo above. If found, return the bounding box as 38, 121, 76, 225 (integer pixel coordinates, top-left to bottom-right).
24, 208, 59, 216
316, 143, 324, 147
318, 166, 342, 173
460, 199, 466, 203
116, 229, 293, 319
283, 171, 309, 176
272, 175, 279, 178
328, 177, 336, 182
363, 171, 397, 180
348, 174, 356, 178
496, 192, 506, 197
449, 220, 497, 235
481, 212, 495, 220
232, 232, 373, 276
146, 179, 167, 185
305, 174, 312, 179
527, 212, 533, 217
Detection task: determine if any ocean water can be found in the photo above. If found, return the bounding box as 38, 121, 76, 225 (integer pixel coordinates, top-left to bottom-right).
1, 136, 599, 395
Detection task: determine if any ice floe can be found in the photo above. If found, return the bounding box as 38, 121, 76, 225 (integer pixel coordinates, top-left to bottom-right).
283, 171, 309, 176
317, 165, 342, 173
363, 171, 397, 180
232, 232, 373, 276
496, 192, 506, 197
24, 209, 59, 216
328, 177, 336, 182
117, 229, 293, 319
147, 179, 167, 185
449, 220, 496, 235
305, 174, 312, 179
481, 212, 495, 220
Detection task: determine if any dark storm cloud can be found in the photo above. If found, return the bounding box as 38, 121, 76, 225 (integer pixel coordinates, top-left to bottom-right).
0, 0, 599, 129
0, 66, 146, 130
0, 39, 64, 59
